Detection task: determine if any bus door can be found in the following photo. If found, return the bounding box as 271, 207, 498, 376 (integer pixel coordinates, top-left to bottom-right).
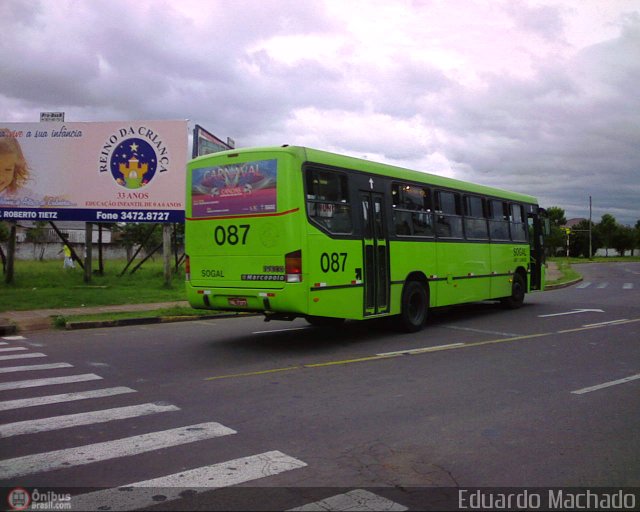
360, 191, 390, 316
528, 208, 546, 290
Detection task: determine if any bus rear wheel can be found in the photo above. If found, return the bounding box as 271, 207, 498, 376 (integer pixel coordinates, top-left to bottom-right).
399, 281, 428, 332
501, 273, 526, 309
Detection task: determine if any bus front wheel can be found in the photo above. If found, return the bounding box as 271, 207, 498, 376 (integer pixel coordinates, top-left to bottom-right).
501, 273, 526, 309
399, 281, 428, 332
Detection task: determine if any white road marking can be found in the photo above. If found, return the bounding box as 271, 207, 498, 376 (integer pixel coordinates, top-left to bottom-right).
67, 451, 307, 511
596, 282, 608, 289
538, 309, 604, 318
0, 386, 137, 411
378, 343, 465, 357
289, 489, 407, 511
445, 325, 522, 337
0, 352, 46, 361
583, 319, 629, 328
572, 373, 640, 395
0, 373, 102, 392
1, 335, 26, 341
0, 362, 73, 374
0, 403, 180, 438
0, 347, 27, 352
0, 342, 8, 345
623, 283, 633, 289
576, 282, 592, 288
0, 422, 237, 479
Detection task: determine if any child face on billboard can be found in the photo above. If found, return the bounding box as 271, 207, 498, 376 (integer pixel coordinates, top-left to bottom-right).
0, 152, 18, 192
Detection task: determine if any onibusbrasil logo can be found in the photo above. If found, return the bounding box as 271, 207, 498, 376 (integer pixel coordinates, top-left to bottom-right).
7, 488, 30, 510
98, 126, 171, 189
7, 487, 72, 511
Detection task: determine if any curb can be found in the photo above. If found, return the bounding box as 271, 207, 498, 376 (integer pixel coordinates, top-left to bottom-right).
63, 312, 254, 330
544, 277, 583, 291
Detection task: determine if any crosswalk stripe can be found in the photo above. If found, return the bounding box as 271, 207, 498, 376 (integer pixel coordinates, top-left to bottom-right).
0, 362, 73, 374
0, 373, 102, 392
0, 422, 237, 479
0, 352, 46, 361
575, 282, 635, 290
0, 386, 136, 411
66, 451, 307, 511
0, 403, 181, 438
289, 489, 408, 511
0, 347, 27, 352
0, 342, 8, 345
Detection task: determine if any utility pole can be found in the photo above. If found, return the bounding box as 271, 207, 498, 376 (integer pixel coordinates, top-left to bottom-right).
589, 196, 593, 259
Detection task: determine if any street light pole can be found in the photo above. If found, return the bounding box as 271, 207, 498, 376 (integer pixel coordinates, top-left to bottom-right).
589, 196, 593, 259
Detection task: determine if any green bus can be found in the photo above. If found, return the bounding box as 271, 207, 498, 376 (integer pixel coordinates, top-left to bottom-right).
185, 146, 545, 331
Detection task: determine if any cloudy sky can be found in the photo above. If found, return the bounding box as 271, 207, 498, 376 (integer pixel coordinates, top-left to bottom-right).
1, 0, 639, 225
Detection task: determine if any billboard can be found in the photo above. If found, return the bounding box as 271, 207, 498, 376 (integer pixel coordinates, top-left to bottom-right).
0, 120, 188, 223
191, 159, 277, 218
192, 124, 233, 159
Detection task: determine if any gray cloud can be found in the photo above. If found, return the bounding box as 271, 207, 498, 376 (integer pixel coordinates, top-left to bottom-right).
0, 0, 638, 225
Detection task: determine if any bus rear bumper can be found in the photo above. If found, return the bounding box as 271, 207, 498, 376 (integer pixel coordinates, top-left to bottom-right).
186, 285, 307, 315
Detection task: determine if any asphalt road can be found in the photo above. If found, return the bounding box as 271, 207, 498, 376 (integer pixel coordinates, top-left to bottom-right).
1, 262, 639, 510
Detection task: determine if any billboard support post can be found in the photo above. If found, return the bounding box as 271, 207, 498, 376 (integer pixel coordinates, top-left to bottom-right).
4, 222, 16, 285
84, 223, 93, 283
163, 224, 172, 286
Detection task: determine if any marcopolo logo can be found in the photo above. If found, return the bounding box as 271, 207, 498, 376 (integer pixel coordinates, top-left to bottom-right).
99, 125, 171, 189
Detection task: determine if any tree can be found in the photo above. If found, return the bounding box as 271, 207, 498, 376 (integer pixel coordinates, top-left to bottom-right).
611, 225, 635, 256
25, 221, 48, 261
596, 214, 617, 256
569, 219, 601, 258
115, 223, 162, 259
546, 207, 567, 227
544, 206, 567, 256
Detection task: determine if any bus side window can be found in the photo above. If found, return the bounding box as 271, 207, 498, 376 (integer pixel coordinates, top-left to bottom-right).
435, 190, 463, 239
489, 200, 510, 240
392, 183, 434, 237
306, 168, 353, 234
510, 203, 527, 242
463, 195, 489, 240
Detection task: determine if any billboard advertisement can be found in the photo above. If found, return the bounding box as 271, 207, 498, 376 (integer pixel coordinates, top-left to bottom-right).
191, 159, 277, 218
0, 120, 188, 223
192, 124, 233, 159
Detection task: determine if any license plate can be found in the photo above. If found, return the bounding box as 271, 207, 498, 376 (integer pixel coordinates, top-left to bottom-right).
228, 298, 248, 307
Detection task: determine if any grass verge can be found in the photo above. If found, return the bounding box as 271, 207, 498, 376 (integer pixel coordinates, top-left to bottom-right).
1, 259, 186, 312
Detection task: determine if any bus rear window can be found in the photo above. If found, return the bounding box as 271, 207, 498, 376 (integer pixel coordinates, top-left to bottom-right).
306, 168, 352, 234
191, 159, 277, 218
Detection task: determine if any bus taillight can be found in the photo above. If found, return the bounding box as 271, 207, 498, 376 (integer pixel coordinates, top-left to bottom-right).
285, 250, 302, 283
185, 254, 191, 281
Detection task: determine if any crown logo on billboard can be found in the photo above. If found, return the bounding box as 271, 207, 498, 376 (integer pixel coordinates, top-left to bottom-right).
110, 137, 157, 189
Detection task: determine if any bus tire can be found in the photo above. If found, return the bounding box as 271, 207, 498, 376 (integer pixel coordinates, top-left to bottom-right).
399, 281, 428, 332
501, 273, 526, 309
306, 316, 345, 328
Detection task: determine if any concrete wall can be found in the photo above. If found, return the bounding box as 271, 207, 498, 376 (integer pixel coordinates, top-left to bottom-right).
9, 242, 129, 260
